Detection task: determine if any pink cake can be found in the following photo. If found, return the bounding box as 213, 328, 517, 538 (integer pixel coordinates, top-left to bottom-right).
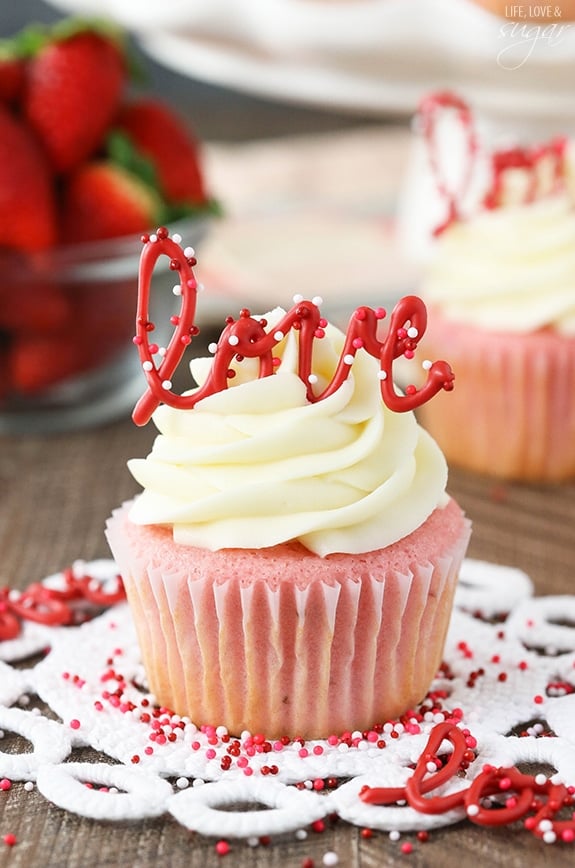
106, 226, 471, 739
106, 497, 469, 739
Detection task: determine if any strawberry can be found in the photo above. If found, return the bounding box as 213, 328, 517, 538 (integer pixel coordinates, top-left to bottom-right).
0, 51, 26, 104
9, 331, 92, 394
0, 106, 56, 252
0, 280, 70, 333
61, 161, 163, 243
23, 25, 126, 173
114, 98, 207, 206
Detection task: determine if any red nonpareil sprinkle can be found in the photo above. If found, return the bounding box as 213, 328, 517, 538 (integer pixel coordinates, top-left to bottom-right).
0, 779, 11, 791
534, 695, 544, 704
400, 842, 413, 854
2, 834, 17, 847
361, 828, 374, 838
69, 719, 81, 730
215, 840, 230, 856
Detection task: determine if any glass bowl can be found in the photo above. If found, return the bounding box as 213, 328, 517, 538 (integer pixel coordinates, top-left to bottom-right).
0, 216, 210, 435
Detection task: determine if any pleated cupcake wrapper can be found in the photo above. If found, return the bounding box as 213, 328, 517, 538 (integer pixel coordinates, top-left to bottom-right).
106, 510, 470, 739
420, 318, 575, 481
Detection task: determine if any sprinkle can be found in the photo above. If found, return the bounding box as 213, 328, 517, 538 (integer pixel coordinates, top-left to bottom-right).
228, 335, 240, 346
377, 370, 387, 380
400, 842, 413, 854
308, 374, 318, 384
389, 830, 400, 841
142, 361, 153, 372
149, 233, 158, 243
293, 294, 304, 303
2, 834, 17, 847
172, 233, 182, 243
295, 830, 308, 841
0, 779, 11, 791
407, 327, 419, 338
322, 853, 339, 866
69, 719, 81, 730
312, 296, 323, 306
215, 840, 230, 856
343, 354, 355, 365
161, 380, 172, 390
274, 331, 284, 341
172, 285, 182, 296
422, 359, 432, 370
467, 804, 479, 816
24, 782, 34, 792
184, 246, 195, 258
208, 343, 218, 354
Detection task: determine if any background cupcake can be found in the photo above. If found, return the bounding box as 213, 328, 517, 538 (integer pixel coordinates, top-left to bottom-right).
409, 93, 575, 482
106, 230, 470, 739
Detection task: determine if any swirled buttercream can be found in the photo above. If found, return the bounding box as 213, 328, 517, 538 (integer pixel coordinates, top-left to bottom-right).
128, 310, 448, 556
423, 193, 575, 335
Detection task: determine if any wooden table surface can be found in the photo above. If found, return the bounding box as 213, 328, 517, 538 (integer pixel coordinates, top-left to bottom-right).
1, 424, 574, 868
1, 3, 575, 865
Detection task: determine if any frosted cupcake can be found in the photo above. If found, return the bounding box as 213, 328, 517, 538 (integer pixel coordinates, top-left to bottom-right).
106, 227, 470, 738
412, 93, 575, 482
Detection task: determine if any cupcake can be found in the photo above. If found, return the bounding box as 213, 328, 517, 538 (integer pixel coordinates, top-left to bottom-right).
106, 227, 470, 738
411, 92, 575, 482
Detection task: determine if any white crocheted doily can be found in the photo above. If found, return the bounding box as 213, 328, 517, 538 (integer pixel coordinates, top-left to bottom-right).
1, 558, 575, 842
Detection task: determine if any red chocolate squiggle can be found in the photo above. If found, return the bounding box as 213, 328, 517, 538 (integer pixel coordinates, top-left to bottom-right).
359, 722, 575, 842
418, 91, 569, 232
132, 229, 454, 426
418, 91, 478, 236
484, 137, 567, 209
0, 568, 125, 641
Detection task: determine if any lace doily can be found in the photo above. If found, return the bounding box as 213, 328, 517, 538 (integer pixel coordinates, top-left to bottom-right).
1, 558, 575, 844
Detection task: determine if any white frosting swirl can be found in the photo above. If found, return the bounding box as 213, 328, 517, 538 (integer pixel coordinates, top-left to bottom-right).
423, 193, 575, 335
128, 310, 448, 556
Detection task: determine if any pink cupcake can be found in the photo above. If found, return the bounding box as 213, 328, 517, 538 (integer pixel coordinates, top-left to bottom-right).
106, 227, 470, 739
409, 93, 575, 482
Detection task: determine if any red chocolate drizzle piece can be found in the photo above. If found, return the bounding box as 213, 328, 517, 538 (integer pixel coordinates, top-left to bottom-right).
417, 91, 478, 236
0, 568, 125, 641
419, 91, 569, 228
132, 230, 454, 426
359, 722, 575, 842
484, 136, 568, 209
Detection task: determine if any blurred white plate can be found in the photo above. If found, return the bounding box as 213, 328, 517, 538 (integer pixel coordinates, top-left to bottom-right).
48, 0, 575, 125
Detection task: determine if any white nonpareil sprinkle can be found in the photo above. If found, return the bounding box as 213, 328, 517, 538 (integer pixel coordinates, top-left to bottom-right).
292, 294, 304, 304
142, 361, 153, 372
543, 831, 557, 844
184, 246, 195, 257
172, 284, 182, 296
308, 374, 318, 384
172, 233, 182, 244
322, 853, 339, 867
377, 370, 387, 380
295, 830, 307, 841
273, 331, 284, 341
343, 354, 354, 366
208, 343, 218, 354
312, 296, 323, 306
228, 335, 240, 346
149, 233, 158, 243
422, 359, 433, 370
389, 830, 400, 841
161, 380, 172, 391
247, 836, 259, 848
176, 777, 189, 789
466, 804, 479, 817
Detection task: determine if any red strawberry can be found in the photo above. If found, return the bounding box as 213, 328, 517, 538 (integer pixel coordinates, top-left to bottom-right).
23, 26, 126, 173
61, 161, 163, 243
0, 280, 70, 333
9, 331, 92, 394
0, 106, 56, 252
0, 51, 26, 104
115, 99, 207, 206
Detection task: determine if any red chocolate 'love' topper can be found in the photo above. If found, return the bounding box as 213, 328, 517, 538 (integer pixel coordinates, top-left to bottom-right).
418, 91, 569, 234
132, 227, 454, 426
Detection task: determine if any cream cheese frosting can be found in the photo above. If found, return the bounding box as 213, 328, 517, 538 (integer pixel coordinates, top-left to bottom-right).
128, 309, 448, 556
423, 192, 575, 335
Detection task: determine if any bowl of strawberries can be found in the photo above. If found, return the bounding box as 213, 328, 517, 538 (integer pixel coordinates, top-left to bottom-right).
0, 19, 216, 433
